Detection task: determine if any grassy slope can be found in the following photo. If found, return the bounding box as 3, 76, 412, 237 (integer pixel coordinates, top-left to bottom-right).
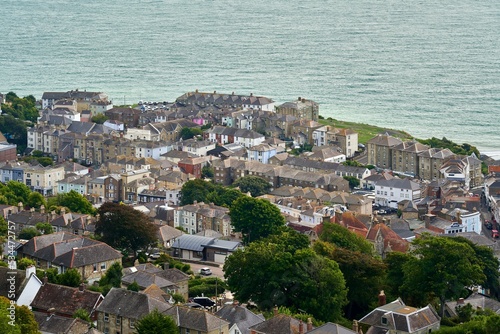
319, 118, 414, 144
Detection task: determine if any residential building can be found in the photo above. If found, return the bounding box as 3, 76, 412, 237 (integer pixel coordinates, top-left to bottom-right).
276, 97, 319, 121
179, 138, 216, 157
174, 202, 231, 235
374, 179, 421, 208
176, 90, 275, 112
88, 174, 121, 204
247, 143, 277, 164
418, 148, 455, 181
367, 133, 403, 169
96, 288, 172, 334
165, 305, 230, 334
249, 313, 309, 334
17, 232, 122, 283
391, 141, 429, 177
105, 107, 141, 128
0, 161, 28, 183
171, 234, 240, 263
23, 164, 65, 196
215, 303, 265, 334
327, 128, 359, 158
358, 297, 440, 334
234, 129, 265, 148
31, 283, 103, 320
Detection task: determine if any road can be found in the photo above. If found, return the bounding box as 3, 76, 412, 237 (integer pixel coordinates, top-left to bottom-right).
471, 188, 498, 241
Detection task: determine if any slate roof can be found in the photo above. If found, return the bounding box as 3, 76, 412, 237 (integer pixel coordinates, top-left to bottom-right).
171, 234, 215, 252
165, 305, 230, 332
121, 270, 177, 290
31, 283, 103, 316
19, 232, 122, 268
367, 134, 403, 147
366, 223, 409, 253
359, 299, 440, 333
34, 311, 89, 334
215, 304, 265, 334
375, 178, 420, 191
445, 292, 500, 317
249, 314, 303, 334
307, 322, 358, 334
96, 288, 172, 319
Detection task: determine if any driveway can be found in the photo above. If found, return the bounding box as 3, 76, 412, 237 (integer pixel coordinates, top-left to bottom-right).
189, 262, 225, 279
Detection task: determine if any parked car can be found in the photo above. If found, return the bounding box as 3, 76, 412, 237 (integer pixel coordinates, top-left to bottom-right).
199, 267, 212, 276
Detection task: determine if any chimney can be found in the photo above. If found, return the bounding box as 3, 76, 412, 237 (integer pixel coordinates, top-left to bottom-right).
424, 214, 434, 228
302, 98, 306, 103
18, 202, 23, 211
273, 306, 278, 317
457, 298, 465, 305
43, 275, 48, 285
25, 265, 36, 278
250, 93, 253, 97
299, 320, 304, 334
352, 320, 359, 333
334, 210, 343, 224
40, 205, 45, 214
51, 211, 57, 221
378, 290, 386, 306
61, 207, 66, 215
456, 211, 462, 224
307, 318, 313, 332
79, 283, 86, 292
193, 200, 197, 204
298, 97, 301, 101
163, 262, 169, 270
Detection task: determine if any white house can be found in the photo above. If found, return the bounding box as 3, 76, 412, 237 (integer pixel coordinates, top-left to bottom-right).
375, 179, 421, 208
103, 119, 124, 132
179, 139, 216, 157
234, 129, 265, 148
16, 266, 43, 307
247, 143, 277, 164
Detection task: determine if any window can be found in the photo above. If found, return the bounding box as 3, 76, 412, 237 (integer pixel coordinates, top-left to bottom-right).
116, 317, 121, 325
104, 313, 109, 322
93, 263, 98, 272
381, 316, 388, 325
101, 262, 107, 271
130, 320, 135, 328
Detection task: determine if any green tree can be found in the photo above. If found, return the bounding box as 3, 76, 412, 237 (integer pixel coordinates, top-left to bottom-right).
232, 175, 271, 197
35, 222, 54, 235
134, 309, 178, 334
17, 257, 36, 270
201, 165, 214, 178
313, 240, 386, 319
0, 295, 40, 333
224, 238, 347, 322
19, 227, 40, 240
127, 281, 140, 292
73, 308, 91, 322
58, 268, 82, 287
0, 216, 7, 237
91, 113, 108, 124
57, 190, 95, 214
27, 192, 46, 209
171, 293, 185, 304
403, 235, 486, 317
319, 222, 373, 254
0, 114, 29, 153
99, 262, 123, 288
180, 127, 203, 140
179, 179, 216, 205
229, 196, 285, 244
384, 252, 421, 304
95, 203, 157, 258
208, 188, 245, 208
188, 276, 227, 298
5, 181, 31, 204
343, 176, 360, 189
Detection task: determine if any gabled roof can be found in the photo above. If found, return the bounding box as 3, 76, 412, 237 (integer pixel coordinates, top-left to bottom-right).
121, 271, 177, 290
34, 311, 90, 334
367, 134, 403, 147
31, 283, 103, 316
249, 314, 303, 334
215, 304, 265, 334
307, 322, 358, 334
375, 178, 419, 191
96, 288, 172, 319
366, 223, 409, 253
165, 305, 229, 332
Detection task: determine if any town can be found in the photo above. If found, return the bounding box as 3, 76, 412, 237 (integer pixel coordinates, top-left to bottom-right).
0, 89, 500, 334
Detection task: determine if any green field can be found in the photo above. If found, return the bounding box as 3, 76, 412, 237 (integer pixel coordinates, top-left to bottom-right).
319, 117, 414, 144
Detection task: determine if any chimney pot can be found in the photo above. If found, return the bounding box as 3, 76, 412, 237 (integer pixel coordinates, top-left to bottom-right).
79, 283, 86, 292
273, 306, 278, 317
299, 320, 304, 334
43, 275, 48, 285
457, 298, 465, 305
378, 290, 386, 306
307, 318, 313, 331
352, 320, 359, 332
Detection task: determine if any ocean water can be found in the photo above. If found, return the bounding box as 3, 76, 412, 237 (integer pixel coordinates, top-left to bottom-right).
1, 0, 499, 156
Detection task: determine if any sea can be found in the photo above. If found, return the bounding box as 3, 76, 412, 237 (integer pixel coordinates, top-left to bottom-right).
1, 0, 499, 157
